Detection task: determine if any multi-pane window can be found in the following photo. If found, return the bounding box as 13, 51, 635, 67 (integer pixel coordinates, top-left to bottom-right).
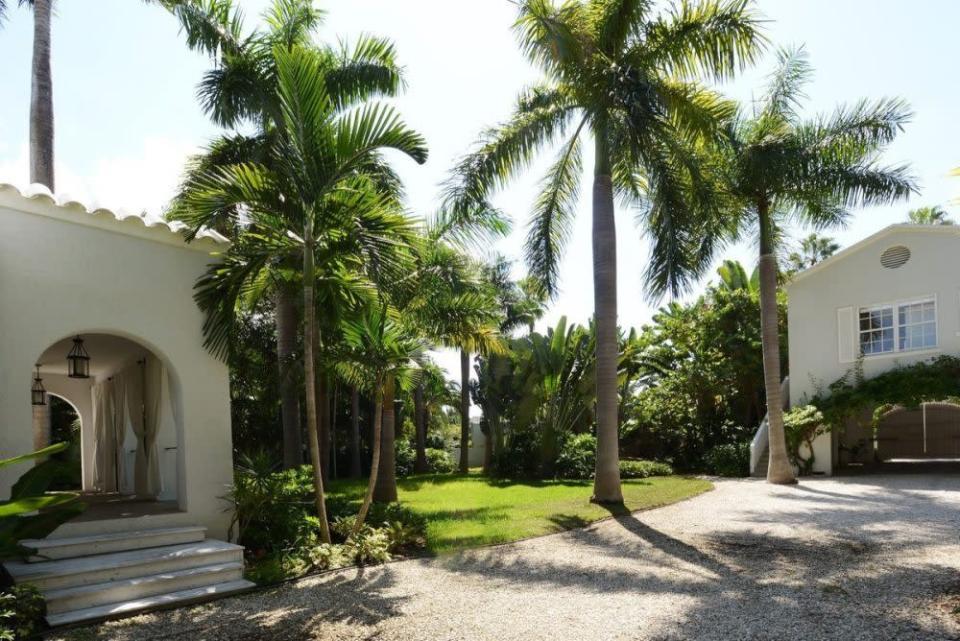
898, 300, 937, 350
858, 299, 937, 356
859, 306, 894, 354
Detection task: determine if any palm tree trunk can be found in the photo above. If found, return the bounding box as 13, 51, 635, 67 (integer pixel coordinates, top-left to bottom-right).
349, 386, 362, 478
373, 375, 397, 503
459, 349, 470, 474
591, 130, 623, 504
317, 374, 330, 483
413, 383, 428, 473
758, 203, 796, 484
354, 380, 384, 535
302, 232, 331, 543
30, 0, 54, 190
276, 290, 302, 470
331, 382, 339, 479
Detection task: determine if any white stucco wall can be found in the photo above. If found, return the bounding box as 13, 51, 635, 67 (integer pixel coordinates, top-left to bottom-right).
787, 225, 960, 473
0, 188, 234, 538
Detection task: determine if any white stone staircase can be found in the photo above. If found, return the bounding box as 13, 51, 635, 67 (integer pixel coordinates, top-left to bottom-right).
3, 526, 254, 627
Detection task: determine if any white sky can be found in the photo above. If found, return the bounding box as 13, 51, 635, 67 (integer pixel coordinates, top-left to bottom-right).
1, 0, 957, 389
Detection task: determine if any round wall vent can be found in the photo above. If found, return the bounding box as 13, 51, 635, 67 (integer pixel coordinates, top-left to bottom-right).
880, 245, 911, 269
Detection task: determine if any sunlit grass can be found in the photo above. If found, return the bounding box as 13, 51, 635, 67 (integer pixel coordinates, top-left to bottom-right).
328, 474, 712, 554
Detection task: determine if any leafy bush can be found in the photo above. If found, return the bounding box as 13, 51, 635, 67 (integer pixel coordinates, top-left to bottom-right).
343, 526, 392, 565
491, 429, 541, 478
395, 440, 416, 477
783, 405, 828, 474
705, 442, 750, 477
0, 585, 45, 641
554, 433, 596, 479
425, 448, 454, 474
306, 543, 348, 571
618, 459, 673, 479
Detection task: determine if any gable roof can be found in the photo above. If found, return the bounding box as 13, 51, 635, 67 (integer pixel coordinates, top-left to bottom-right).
0, 182, 229, 253
787, 223, 960, 287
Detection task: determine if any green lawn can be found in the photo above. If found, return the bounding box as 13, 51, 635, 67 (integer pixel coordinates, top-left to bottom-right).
328, 474, 712, 554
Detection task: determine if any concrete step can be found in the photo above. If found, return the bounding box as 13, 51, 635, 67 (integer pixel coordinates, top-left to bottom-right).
20, 526, 206, 562
45, 579, 255, 627
44, 562, 244, 615
4, 540, 243, 591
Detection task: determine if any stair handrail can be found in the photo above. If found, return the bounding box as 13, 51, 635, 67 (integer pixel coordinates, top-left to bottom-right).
749, 376, 790, 476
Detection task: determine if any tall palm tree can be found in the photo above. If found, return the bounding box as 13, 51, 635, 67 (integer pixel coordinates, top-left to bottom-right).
655, 47, 915, 483
1, 0, 55, 189
340, 306, 426, 524
165, 0, 406, 470
444, 0, 763, 502
907, 205, 954, 225
176, 45, 427, 541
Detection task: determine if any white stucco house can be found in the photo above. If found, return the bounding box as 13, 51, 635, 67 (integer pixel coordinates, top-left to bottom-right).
752, 224, 960, 476
0, 183, 252, 625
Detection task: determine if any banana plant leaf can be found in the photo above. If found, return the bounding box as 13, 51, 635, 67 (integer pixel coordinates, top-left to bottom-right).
0, 442, 68, 468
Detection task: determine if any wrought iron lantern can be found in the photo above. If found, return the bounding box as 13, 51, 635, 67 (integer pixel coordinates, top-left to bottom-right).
67, 335, 91, 379
31, 365, 47, 406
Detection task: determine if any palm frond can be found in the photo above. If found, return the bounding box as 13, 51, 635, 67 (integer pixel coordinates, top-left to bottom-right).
262, 0, 324, 49
641, 0, 765, 81
325, 34, 406, 110
589, 0, 653, 54
760, 45, 811, 122
524, 120, 586, 297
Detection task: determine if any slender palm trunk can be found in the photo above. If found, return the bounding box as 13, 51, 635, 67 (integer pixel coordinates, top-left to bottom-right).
482, 423, 493, 474
349, 386, 362, 478
331, 382, 339, 479
758, 203, 796, 484
30, 0, 54, 190
276, 290, 302, 469
302, 231, 331, 543
317, 374, 330, 483
373, 375, 397, 503
591, 130, 623, 504
459, 349, 470, 474
354, 380, 384, 535
413, 383, 428, 473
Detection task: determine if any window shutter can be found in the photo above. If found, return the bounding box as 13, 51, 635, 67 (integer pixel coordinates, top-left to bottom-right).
838, 306, 856, 363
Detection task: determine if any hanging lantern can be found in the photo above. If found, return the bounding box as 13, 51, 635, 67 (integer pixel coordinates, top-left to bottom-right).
67, 335, 91, 379
31, 365, 47, 406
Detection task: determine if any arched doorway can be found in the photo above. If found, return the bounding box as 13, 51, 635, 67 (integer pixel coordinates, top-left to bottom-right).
32, 333, 181, 518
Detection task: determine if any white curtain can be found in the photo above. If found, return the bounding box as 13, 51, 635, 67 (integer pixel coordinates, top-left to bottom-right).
130, 356, 163, 499
91, 380, 122, 492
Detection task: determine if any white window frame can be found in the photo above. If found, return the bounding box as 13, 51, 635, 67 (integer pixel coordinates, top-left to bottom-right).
857, 294, 939, 358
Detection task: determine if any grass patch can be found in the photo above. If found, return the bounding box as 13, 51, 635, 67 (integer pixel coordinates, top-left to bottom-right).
328, 474, 712, 554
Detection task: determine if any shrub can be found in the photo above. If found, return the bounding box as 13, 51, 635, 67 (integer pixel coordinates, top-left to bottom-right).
554, 433, 596, 479
0, 585, 45, 641
395, 440, 416, 477
491, 429, 541, 478
306, 543, 348, 571
705, 442, 750, 477
618, 459, 673, 479
227, 460, 317, 553
344, 526, 392, 565
784, 405, 828, 474
425, 448, 454, 474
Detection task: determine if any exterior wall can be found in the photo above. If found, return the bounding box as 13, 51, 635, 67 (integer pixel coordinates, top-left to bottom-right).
451, 417, 486, 468
0, 197, 234, 539
43, 374, 95, 490
787, 226, 960, 474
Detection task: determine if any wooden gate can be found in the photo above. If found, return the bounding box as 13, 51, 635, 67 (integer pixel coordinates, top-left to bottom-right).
876, 403, 960, 460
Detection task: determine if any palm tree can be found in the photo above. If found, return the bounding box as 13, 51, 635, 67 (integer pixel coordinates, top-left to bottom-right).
661, 47, 915, 483
175, 45, 427, 541
165, 0, 406, 470
786, 233, 841, 273
443, 0, 763, 502
1, 0, 55, 189
907, 205, 954, 225
340, 306, 426, 525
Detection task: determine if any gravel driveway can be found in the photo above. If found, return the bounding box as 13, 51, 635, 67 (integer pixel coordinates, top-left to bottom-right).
54, 474, 960, 641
